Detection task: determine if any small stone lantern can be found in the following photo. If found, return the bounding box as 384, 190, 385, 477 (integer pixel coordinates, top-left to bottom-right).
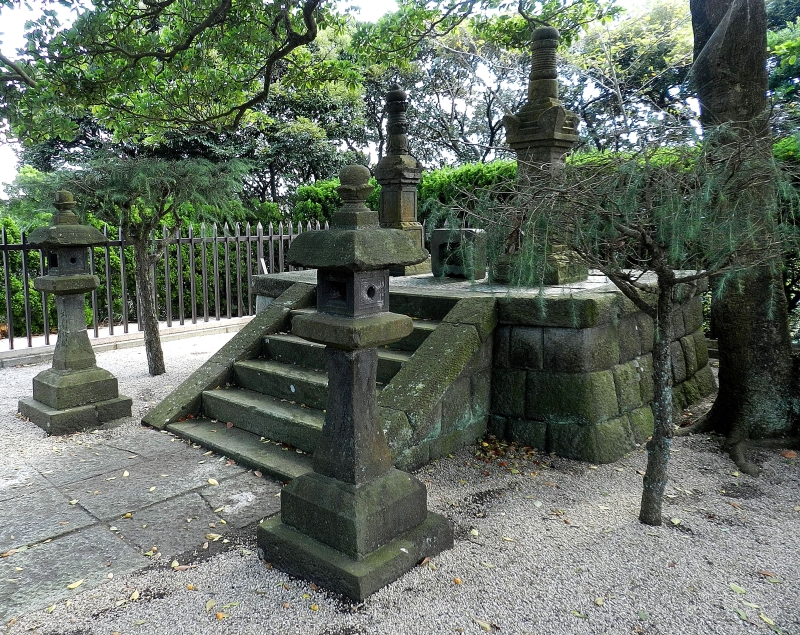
257, 166, 453, 601
18, 191, 131, 434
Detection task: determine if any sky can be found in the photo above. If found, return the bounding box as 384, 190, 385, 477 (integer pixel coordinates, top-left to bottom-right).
0, 1, 399, 190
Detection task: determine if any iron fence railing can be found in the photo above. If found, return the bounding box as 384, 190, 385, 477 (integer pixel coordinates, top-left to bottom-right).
0, 220, 328, 350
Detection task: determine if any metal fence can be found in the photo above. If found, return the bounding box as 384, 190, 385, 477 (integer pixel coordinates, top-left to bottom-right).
0, 220, 328, 350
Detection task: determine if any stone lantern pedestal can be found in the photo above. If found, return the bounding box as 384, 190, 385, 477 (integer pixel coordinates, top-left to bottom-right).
18, 191, 132, 434
257, 166, 453, 601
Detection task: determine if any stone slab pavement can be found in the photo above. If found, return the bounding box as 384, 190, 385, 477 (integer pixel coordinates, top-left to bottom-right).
0, 426, 283, 622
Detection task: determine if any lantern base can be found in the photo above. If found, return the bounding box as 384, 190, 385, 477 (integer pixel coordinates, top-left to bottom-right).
19, 395, 132, 435
257, 510, 453, 602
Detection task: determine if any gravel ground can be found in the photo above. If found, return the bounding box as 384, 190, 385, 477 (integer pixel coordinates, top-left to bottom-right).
1, 335, 799, 635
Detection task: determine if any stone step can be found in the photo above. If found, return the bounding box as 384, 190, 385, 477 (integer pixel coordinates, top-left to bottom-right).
390, 319, 438, 352
264, 333, 412, 384
167, 417, 313, 482
202, 387, 323, 454
235, 359, 328, 410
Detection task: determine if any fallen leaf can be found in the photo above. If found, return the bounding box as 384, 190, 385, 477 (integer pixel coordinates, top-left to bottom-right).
310, 604, 319, 611
571, 610, 588, 619
206, 533, 222, 541
671, 518, 682, 526
742, 601, 760, 609
134, 620, 146, 626
780, 450, 797, 459
148, 486, 156, 492
470, 529, 480, 537
734, 608, 748, 621
760, 613, 775, 626
207, 478, 219, 486
470, 615, 494, 632
732, 471, 740, 477
69, 500, 78, 505
419, 558, 430, 567
729, 502, 742, 509
595, 597, 604, 607
171, 560, 180, 569
227, 422, 234, 428
216, 612, 228, 620
637, 610, 649, 621
130, 589, 140, 601
187, 584, 195, 591
205, 599, 217, 612
45, 605, 55, 614
67, 579, 84, 590
729, 583, 746, 595
283, 603, 290, 609
757, 570, 775, 577
222, 602, 240, 609
502, 536, 515, 542
122, 471, 129, 477
254, 471, 262, 478
481, 562, 495, 569
453, 577, 463, 585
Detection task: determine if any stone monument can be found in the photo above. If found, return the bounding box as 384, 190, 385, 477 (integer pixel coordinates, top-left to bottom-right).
257, 165, 453, 601
502, 26, 587, 285
18, 191, 132, 434
375, 84, 431, 276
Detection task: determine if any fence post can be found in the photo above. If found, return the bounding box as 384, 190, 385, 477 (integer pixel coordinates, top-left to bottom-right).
2, 227, 15, 350
119, 226, 129, 333
201, 222, 210, 323
103, 225, 114, 336
37, 247, 50, 346
188, 224, 197, 324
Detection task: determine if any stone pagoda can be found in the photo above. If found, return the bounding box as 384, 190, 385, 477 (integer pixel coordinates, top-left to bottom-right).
503, 26, 587, 284
18, 191, 132, 434
375, 84, 430, 275
257, 165, 453, 601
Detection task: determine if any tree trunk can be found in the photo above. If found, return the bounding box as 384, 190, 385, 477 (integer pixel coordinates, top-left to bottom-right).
639, 284, 675, 526
689, 0, 797, 472
132, 238, 166, 376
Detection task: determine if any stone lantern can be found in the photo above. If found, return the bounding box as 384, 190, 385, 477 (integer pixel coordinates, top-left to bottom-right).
18, 191, 132, 434
257, 166, 453, 601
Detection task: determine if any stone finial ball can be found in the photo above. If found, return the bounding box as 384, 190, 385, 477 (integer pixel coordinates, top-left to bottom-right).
339, 165, 371, 188
532, 26, 560, 42
53, 189, 77, 212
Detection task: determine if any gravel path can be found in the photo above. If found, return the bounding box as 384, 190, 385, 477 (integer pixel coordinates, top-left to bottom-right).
1, 335, 798, 635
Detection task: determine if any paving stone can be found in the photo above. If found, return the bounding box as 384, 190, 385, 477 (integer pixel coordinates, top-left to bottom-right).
36, 443, 138, 487
0, 464, 50, 503
110, 492, 222, 559
0, 524, 148, 622
103, 428, 196, 458
60, 452, 245, 521
199, 471, 282, 528
0, 486, 97, 552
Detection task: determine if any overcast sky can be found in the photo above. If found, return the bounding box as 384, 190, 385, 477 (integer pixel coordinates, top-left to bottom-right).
0, 1, 399, 190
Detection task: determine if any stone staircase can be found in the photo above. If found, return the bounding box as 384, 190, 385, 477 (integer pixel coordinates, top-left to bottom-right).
166, 310, 439, 482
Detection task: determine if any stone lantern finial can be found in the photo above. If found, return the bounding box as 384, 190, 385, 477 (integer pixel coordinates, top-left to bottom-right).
52, 190, 80, 225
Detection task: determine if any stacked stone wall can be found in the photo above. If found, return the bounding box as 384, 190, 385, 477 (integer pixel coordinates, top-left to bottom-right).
490, 289, 715, 463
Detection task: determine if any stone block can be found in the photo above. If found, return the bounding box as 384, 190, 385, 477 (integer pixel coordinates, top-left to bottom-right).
380, 407, 413, 456
680, 335, 698, 376
394, 440, 431, 472
442, 376, 472, 434
471, 368, 492, 421
431, 228, 487, 280
617, 315, 642, 363
679, 376, 701, 410
496, 290, 623, 329
638, 313, 655, 354
672, 381, 688, 411
380, 322, 481, 437
509, 326, 544, 370
19, 396, 132, 435
292, 311, 413, 350
628, 406, 654, 444
670, 307, 685, 339
548, 416, 635, 464
463, 334, 494, 376
507, 419, 547, 450
442, 297, 497, 342
613, 361, 643, 412
32, 367, 119, 410
637, 354, 655, 404
490, 369, 527, 418
493, 326, 511, 369
525, 370, 619, 425
388, 289, 458, 321
542, 325, 619, 373
280, 469, 428, 558
682, 296, 703, 334
670, 341, 687, 383
487, 415, 508, 438
693, 329, 710, 369
429, 418, 486, 459
693, 364, 717, 397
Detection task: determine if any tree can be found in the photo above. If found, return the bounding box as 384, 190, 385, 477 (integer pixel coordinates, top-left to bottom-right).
682, 0, 799, 474
7, 156, 249, 376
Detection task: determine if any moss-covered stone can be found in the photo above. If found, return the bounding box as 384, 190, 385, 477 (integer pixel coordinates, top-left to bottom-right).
548, 416, 634, 464
628, 406, 654, 444
618, 315, 642, 363
380, 407, 413, 456
487, 415, 508, 438
496, 290, 622, 329
493, 327, 511, 369
509, 326, 544, 370
292, 312, 413, 350
693, 329, 709, 369
638, 312, 655, 354
670, 307, 685, 339
379, 322, 481, 435
525, 369, 619, 425
637, 354, 655, 404
679, 376, 701, 409
680, 335, 698, 376
612, 361, 643, 412
442, 297, 497, 342
394, 440, 431, 472
442, 376, 472, 434
672, 381, 688, 411
682, 296, 703, 334
388, 290, 458, 320
507, 418, 547, 449
542, 325, 620, 373
670, 341, 687, 383
490, 369, 527, 418
693, 364, 717, 397
430, 418, 486, 460
471, 368, 492, 421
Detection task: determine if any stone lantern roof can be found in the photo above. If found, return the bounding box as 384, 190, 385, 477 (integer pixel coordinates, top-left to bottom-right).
286, 166, 427, 272
28, 190, 106, 249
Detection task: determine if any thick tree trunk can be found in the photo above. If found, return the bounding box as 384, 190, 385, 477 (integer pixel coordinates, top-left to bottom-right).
690, 0, 797, 471
639, 285, 675, 526
132, 238, 166, 376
